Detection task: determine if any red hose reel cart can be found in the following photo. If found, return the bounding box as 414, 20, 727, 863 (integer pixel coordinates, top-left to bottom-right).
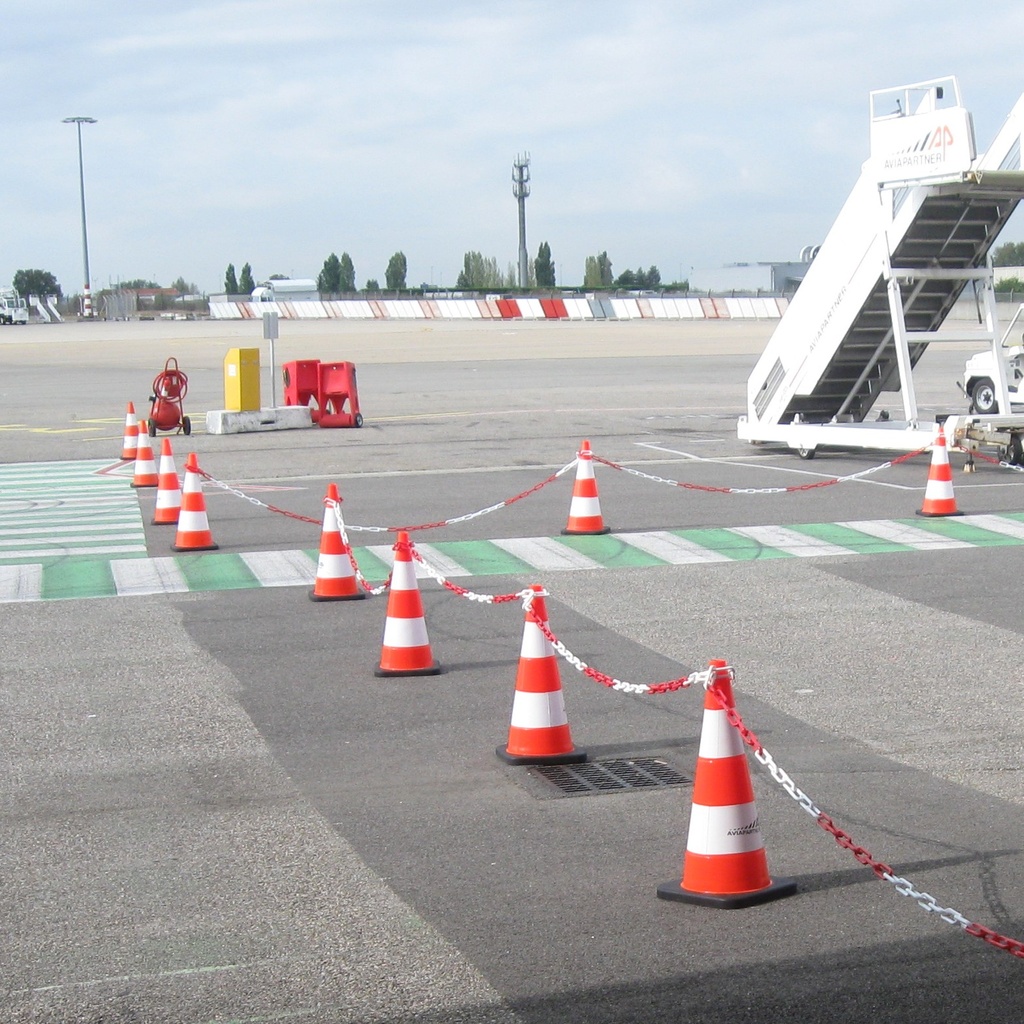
147, 357, 191, 436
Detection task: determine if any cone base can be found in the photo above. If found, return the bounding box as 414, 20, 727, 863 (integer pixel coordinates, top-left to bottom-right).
561, 526, 611, 536
496, 745, 588, 766
916, 508, 962, 518
310, 588, 366, 602
172, 542, 219, 552
152, 515, 180, 526
131, 480, 159, 489
374, 661, 442, 677
656, 876, 797, 909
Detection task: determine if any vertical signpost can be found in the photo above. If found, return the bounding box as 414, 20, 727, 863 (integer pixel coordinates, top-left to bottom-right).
262, 311, 279, 409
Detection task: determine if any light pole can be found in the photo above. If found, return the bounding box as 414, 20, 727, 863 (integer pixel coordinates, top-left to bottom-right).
63, 116, 97, 318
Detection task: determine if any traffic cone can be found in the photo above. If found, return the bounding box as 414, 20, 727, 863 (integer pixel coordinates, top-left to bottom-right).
171, 452, 218, 551
562, 439, 610, 535
657, 660, 796, 908
496, 584, 587, 765
917, 423, 962, 517
310, 483, 364, 601
152, 438, 182, 525
120, 402, 139, 461
374, 531, 440, 676
130, 427, 159, 488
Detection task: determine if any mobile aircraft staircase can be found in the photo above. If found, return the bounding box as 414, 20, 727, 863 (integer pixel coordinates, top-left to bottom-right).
737, 77, 1024, 461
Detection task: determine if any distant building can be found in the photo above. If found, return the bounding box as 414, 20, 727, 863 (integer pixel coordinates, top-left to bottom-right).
689, 258, 814, 296
251, 278, 319, 302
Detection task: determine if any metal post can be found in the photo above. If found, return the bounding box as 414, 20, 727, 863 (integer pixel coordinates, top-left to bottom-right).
63, 116, 97, 318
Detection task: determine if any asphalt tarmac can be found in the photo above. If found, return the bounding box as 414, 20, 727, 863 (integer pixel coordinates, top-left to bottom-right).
1, 316, 1023, 1022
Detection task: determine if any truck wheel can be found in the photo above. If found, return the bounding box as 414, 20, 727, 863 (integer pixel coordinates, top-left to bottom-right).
797, 446, 816, 460
971, 378, 998, 414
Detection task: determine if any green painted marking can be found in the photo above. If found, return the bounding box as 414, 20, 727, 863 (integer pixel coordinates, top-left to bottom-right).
432, 539, 536, 575
908, 517, 1022, 545
350, 546, 392, 580
42, 558, 117, 600
557, 533, 669, 567
177, 552, 260, 592
673, 527, 791, 560
785, 522, 915, 554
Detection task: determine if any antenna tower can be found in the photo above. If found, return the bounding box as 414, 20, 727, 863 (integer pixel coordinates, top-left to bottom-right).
512, 153, 531, 289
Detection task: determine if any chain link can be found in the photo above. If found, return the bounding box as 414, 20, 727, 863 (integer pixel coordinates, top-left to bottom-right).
593, 448, 927, 495
705, 683, 1024, 960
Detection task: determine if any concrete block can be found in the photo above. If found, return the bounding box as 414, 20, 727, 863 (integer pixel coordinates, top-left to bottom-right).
205, 407, 313, 435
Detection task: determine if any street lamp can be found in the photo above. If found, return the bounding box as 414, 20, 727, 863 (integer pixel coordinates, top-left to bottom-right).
63, 116, 97, 318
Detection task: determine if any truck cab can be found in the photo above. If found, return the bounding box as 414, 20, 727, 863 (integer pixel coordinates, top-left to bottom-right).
963, 304, 1024, 413
0, 289, 29, 325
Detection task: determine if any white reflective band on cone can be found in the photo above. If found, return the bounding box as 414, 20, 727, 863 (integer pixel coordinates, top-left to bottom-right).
509, 690, 568, 729
685, 801, 764, 856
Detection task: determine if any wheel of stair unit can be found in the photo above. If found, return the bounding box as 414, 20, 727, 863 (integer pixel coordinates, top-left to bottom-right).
971, 378, 998, 415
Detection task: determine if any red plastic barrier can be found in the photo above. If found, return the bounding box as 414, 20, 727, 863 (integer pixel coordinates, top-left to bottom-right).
282, 359, 322, 422
496, 299, 514, 319
505, 299, 522, 319
699, 297, 718, 319
317, 362, 363, 428
540, 298, 558, 319
551, 298, 568, 319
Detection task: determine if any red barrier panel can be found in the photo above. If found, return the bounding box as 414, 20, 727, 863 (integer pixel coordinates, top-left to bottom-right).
552, 298, 569, 319
711, 298, 731, 318
539, 298, 558, 319
282, 359, 322, 422
699, 297, 718, 319
505, 299, 522, 319
317, 362, 363, 428
496, 299, 514, 319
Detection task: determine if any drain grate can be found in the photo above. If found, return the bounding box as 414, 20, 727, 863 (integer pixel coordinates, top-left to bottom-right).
525, 757, 691, 798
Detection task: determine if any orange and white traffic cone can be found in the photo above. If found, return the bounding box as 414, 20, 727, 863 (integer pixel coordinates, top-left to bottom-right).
131, 426, 159, 488
374, 531, 440, 676
562, 439, 609, 535
171, 452, 218, 551
120, 402, 139, 461
917, 423, 961, 517
310, 483, 364, 601
496, 585, 587, 765
152, 438, 182, 525
657, 660, 796, 908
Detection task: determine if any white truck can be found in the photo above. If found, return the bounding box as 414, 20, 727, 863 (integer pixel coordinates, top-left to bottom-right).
0, 289, 29, 325
962, 304, 1024, 413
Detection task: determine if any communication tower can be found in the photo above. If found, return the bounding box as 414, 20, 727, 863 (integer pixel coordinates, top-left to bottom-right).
512, 153, 531, 289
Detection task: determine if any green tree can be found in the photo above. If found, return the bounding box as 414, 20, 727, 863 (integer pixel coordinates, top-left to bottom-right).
171, 276, 196, 295
385, 251, 408, 290
993, 241, 1024, 266
339, 252, 355, 292
13, 269, 61, 297
120, 278, 160, 289
456, 251, 502, 290
996, 276, 1024, 292
583, 251, 613, 288
224, 264, 238, 294
534, 241, 555, 288
318, 253, 341, 294
615, 269, 637, 288
365, 278, 380, 292
238, 263, 255, 294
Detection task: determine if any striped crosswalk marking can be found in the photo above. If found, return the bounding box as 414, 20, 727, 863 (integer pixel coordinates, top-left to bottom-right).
729, 524, 856, 558
0, 460, 145, 564
112, 557, 189, 597
0, 564, 43, 602
840, 519, 974, 550
490, 537, 603, 571
615, 531, 733, 564
960, 513, 1024, 541
367, 542, 472, 579
239, 550, 318, 587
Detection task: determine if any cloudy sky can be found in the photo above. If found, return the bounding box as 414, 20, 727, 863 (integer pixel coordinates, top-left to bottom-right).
5, 1, 1024, 296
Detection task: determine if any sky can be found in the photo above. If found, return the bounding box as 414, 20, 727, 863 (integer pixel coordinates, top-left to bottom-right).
5, 1, 1024, 296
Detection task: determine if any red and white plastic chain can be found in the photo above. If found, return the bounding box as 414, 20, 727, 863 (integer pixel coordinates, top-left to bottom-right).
705, 674, 1024, 960
326, 497, 390, 595
404, 538, 529, 605
343, 460, 579, 534
592, 448, 928, 495
522, 589, 708, 696
955, 446, 1024, 473
199, 469, 322, 525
